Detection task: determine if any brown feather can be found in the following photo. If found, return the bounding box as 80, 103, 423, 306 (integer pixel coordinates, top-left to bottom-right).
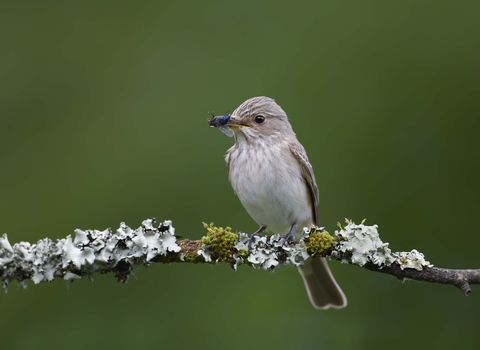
289, 140, 320, 226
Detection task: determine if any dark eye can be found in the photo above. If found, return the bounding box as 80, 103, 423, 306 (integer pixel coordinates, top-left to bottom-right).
254, 115, 265, 124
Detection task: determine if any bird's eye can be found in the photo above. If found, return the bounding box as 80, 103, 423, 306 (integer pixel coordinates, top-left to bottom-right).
254, 115, 265, 124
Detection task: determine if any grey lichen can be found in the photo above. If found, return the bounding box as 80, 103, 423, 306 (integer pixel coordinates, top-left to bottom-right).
394, 250, 432, 271
332, 220, 433, 270
0, 219, 180, 293
197, 224, 314, 270
232, 231, 310, 271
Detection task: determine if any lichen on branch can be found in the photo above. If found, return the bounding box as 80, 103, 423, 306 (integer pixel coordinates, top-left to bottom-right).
1, 218, 479, 296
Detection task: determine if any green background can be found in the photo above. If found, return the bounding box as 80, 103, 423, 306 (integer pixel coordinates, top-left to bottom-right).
1, 1, 479, 349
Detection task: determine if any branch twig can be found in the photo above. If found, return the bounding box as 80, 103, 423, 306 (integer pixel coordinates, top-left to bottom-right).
362, 263, 479, 296
0, 219, 478, 296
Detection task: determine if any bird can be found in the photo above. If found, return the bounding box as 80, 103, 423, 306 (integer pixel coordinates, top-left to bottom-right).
208, 96, 347, 309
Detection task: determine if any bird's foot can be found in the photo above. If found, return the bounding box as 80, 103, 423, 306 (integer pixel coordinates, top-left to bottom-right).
281, 231, 296, 245
281, 223, 298, 245
247, 232, 263, 249
247, 226, 267, 249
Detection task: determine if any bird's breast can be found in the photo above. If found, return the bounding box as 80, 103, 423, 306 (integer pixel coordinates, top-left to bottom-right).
227, 140, 312, 234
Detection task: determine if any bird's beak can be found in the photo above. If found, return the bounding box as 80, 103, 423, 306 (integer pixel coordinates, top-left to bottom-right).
208, 115, 247, 137
224, 116, 248, 129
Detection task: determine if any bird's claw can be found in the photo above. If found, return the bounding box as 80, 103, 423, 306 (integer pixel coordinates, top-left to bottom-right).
281, 231, 296, 245
247, 232, 262, 249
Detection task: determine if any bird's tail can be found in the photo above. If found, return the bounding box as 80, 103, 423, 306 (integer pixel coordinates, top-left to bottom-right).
297, 257, 347, 309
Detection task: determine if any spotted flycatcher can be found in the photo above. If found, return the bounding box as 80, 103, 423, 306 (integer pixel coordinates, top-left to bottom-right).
209, 96, 347, 309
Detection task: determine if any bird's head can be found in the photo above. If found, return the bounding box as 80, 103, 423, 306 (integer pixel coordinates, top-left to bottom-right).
208, 96, 294, 140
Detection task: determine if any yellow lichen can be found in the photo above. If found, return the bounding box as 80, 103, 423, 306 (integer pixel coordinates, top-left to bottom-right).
201, 223, 238, 262
305, 229, 337, 257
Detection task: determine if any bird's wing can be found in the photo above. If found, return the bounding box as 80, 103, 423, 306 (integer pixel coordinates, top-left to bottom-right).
289, 140, 320, 226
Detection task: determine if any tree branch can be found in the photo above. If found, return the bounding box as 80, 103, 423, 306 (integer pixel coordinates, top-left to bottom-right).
0, 219, 478, 296
362, 263, 479, 296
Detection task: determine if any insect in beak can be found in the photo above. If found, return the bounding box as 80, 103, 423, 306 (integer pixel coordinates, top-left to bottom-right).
208, 113, 231, 127
207, 112, 234, 137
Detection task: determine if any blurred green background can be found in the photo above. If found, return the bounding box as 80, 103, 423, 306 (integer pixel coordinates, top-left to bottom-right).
1, 0, 479, 349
